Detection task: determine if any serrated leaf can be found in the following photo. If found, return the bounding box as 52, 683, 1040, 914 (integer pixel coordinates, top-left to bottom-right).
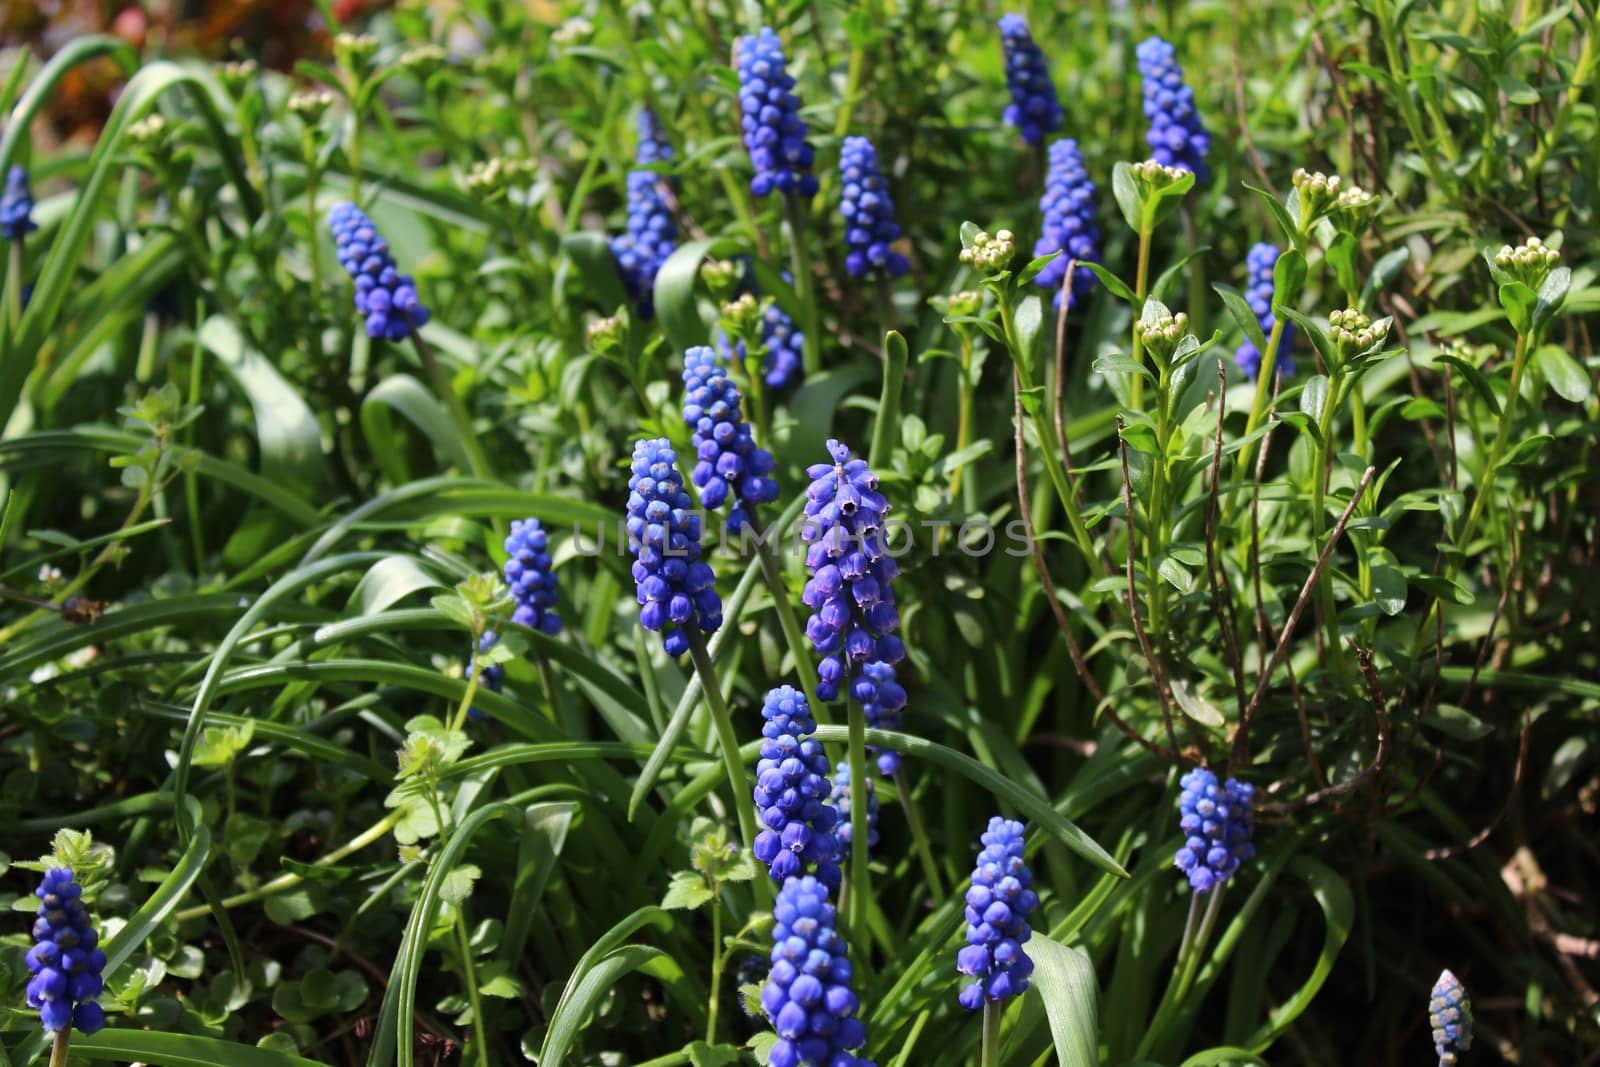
662, 871, 715, 910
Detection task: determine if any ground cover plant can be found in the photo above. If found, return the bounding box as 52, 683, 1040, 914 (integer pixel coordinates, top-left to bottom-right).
1, 1, 1597, 1065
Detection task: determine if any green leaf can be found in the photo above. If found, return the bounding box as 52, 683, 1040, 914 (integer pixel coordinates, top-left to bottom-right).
1498, 280, 1536, 335
539, 908, 682, 1067
1299, 374, 1330, 420
361, 374, 478, 478
662, 871, 715, 910
559, 230, 629, 313
1435, 353, 1501, 416
1244, 182, 1301, 251
101, 811, 210, 979
199, 317, 325, 490
1084, 262, 1138, 304
811, 725, 1126, 877
1111, 162, 1140, 232
1150, 246, 1212, 305
1029, 935, 1100, 1067
1181, 1049, 1270, 1067
1423, 703, 1494, 741
1239, 857, 1353, 1051
1271, 249, 1308, 306
1213, 283, 1268, 356
1324, 232, 1359, 297
350, 555, 444, 615
1371, 564, 1408, 616
1529, 347, 1580, 404
501, 802, 577, 965
71, 1030, 328, 1067
1533, 266, 1572, 332
652, 236, 743, 354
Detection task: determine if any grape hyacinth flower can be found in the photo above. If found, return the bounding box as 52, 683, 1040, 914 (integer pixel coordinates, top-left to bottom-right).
858, 661, 905, 776
636, 106, 673, 167
753, 686, 842, 887
1173, 767, 1256, 894
998, 14, 1063, 146
1234, 242, 1295, 381
25, 869, 107, 1035
838, 136, 909, 279
329, 202, 431, 341
1429, 969, 1472, 1066
610, 170, 676, 318
800, 441, 907, 769
1135, 37, 1210, 179
830, 765, 878, 848
466, 630, 503, 723
1033, 139, 1101, 309
736, 27, 818, 198
681, 345, 779, 531
956, 817, 1038, 1011
504, 518, 562, 634
761, 295, 805, 388
2, 165, 37, 240
626, 438, 722, 658
761, 875, 875, 1067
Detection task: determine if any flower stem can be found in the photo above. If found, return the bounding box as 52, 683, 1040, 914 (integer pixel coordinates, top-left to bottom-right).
455, 912, 490, 1066
893, 766, 944, 900
783, 194, 824, 378
173, 810, 404, 921
846, 698, 872, 938
7, 239, 22, 331
49, 1030, 70, 1067
980, 999, 1002, 1067
410, 330, 494, 482
686, 626, 758, 849
707, 894, 724, 1044
1128, 224, 1153, 410
1232, 315, 1288, 495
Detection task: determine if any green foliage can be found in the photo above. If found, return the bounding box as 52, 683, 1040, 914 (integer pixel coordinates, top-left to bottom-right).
2, 2, 1598, 1066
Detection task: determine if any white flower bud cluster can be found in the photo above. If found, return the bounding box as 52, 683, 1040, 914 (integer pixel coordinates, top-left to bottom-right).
959, 229, 1015, 275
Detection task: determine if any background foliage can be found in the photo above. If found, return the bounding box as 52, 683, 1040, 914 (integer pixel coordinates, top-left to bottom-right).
2, 0, 1598, 1065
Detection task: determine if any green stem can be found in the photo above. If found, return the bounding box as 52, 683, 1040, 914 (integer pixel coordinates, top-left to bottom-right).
980, 998, 1002, 1067
1370, 0, 1454, 194
868, 330, 907, 470
1146, 360, 1173, 634
846, 699, 871, 939
783, 194, 824, 378
893, 767, 944, 900
449, 646, 485, 733
949, 333, 976, 508
1527, 19, 1596, 174
49, 1030, 70, 1067
8, 239, 22, 331
174, 810, 404, 921
686, 626, 759, 849
1231, 316, 1288, 492
707, 893, 724, 1044
1412, 331, 1531, 656
1310, 368, 1348, 674
455, 912, 490, 1066
1129, 225, 1153, 411
998, 297, 1100, 574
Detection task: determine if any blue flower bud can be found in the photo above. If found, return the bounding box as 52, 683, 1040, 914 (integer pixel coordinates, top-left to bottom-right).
627, 438, 721, 655
610, 171, 677, 318
1172, 768, 1256, 894
1, 166, 38, 241
1233, 242, 1296, 381
838, 137, 908, 279
998, 14, 1063, 146
1033, 139, 1101, 309
736, 28, 818, 198
762, 876, 875, 1066
956, 818, 1037, 1009
25, 869, 106, 1035
1135, 37, 1210, 179
1430, 970, 1472, 1065
328, 202, 431, 341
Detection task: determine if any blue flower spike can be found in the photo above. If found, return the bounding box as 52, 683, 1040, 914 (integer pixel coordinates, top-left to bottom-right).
610, 170, 677, 318
838, 136, 909, 279
736, 27, 818, 198
636, 106, 673, 167
1135, 37, 1210, 179
956, 817, 1038, 1011
328, 202, 431, 341
2, 166, 38, 240
1033, 139, 1101, 309
505, 518, 562, 635
831, 764, 878, 848
800, 439, 907, 772
1173, 768, 1257, 894
753, 686, 842, 887
1430, 970, 1472, 1066
1234, 242, 1296, 381
626, 438, 722, 658
998, 14, 1063, 146
761, 875, 876, 1067
681, 345, 779, 531
25, 869, 107, 1035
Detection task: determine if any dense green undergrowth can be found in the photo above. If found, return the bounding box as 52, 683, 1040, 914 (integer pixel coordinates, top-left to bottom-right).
1, 1, 1598, 1065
